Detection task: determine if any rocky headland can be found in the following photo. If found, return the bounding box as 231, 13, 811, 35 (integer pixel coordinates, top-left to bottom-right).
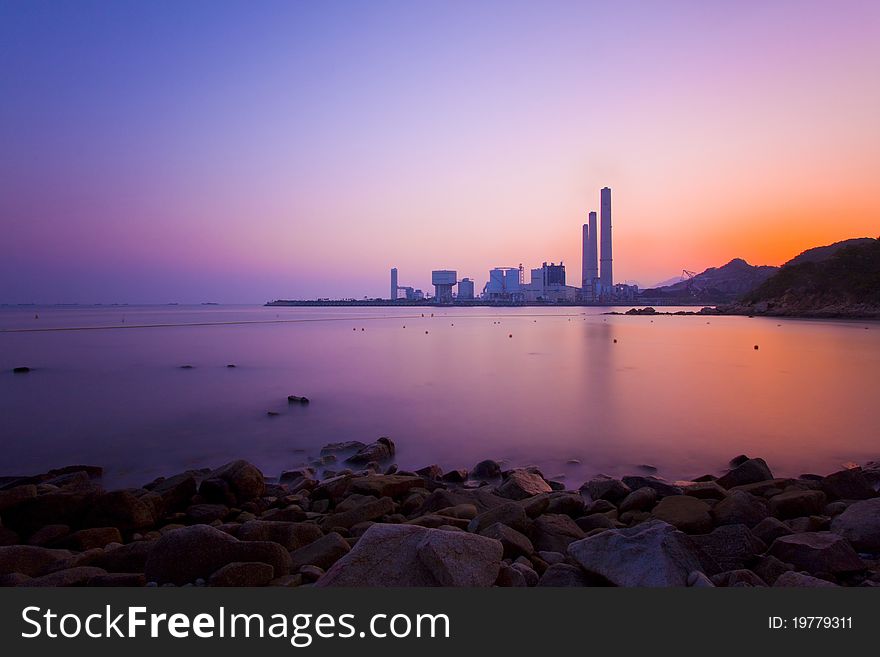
2, 440, 880, 588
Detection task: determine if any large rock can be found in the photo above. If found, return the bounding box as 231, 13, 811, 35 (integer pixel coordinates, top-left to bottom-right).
289, 532, 351, 571
567, 520, 708, 587
0, 484, 37, 512
315, 524, 503, 587
349, 475, 424, 499
83, 491, 155, 532
144, 525, 291, 585
531, 514, 586, 553
346, 437, 395, 464
203, 460, 265, 502
581, 476, 630, 504
651, 495, 712, 534
717, 458, 773, 489
820, 468, 876, 501
830, 498, 880, 552
0, 545, 73, 577
83, 541, 154, 573
690, 525, 766, 571
769, 532, 864, 574
237, 521, 323, 550
23, 566, 108, 587
147, 472, 198, 512
479, 522, 534, 558
752, 517, 793, 545
467, 502, 529, 534
712, 491, 769, 528
622, 476, 683, 498
472, 460, 501, 479
619, 487, 657, 513
769, 490, 827, 519
320, 496, 394, 531
497, 470, 552, 500
60, 527, 123, 551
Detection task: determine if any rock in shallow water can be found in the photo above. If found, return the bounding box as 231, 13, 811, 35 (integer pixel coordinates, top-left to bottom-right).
315, 523, 503, 587
497, 470, 552, 501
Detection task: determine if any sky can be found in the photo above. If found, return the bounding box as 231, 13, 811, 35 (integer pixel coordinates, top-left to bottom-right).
1, 0, 878, 303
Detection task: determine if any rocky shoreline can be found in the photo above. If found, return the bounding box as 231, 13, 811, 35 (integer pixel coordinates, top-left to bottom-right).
2, 439, 879, 587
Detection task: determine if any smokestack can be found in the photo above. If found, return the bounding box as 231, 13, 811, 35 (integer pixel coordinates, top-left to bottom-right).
600, 187, 612, 294
588, 210, 598, 299
390, 267, 398, 301
582, 223, 589, 292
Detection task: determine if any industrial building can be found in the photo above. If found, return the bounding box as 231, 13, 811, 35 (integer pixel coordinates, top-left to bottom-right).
389, 268, 424, 301
457, 278, 475, 300
432, 270, 457, 304
482, 266, 522, 301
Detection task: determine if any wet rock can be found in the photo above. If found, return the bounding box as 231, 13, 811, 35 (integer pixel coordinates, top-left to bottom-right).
321, 441, 365, 454
349, 475, 425, 498
537, 563, 593, 587
472, 460, 501, 479
479, 522, 534, 558
567, 520, 708, 587
316, 523, 503, 587
311, 474, 354, 502
24, 566, 108, 587
415, 465, 443, 480
60, 527, 123, 551
205, 460, 265, 502
441, 469, 468, 483
770, 532, 864, 574
289, 532, 350, 571
321, 496, 395, 531
581, 476, 631, 504
467, 502, 529, 534
830, 498, 880, 552
752, 517, 793, 545
690, 524, 766, 572
546, 492, 586, 517
208, 562, 274, 587
531, 514, 586, 553
711, 569, 767, 587
279, 468, 317, 490
238, 521, 323, 550
717, 458, 774, 489
619, 487, 657, 513
622, 476, 683, 498
0, 545, 73, 577
519, 494, 550, 518
680, 481, 728, 500
12, 366, 31, 373
346, 438, 395, 465
769, 490, 827, 520
820, 468, 876, 501
712, 490, 769, 528
651, 495, 712, 534
497, 470, 552, 500
773, 571, 840, 587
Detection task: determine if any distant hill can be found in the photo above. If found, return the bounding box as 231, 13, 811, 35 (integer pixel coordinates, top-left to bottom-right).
641, 258, 778, 303
722, 238, 880, 318
650, 275, 686, 288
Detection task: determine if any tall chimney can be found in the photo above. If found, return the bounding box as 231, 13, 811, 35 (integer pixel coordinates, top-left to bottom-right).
390, 267, 398, 301
588, 210, 598, 299
599, 187, 612, 294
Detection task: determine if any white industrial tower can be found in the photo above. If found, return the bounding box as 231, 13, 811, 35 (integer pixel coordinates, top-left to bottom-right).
599, 187, 612, 295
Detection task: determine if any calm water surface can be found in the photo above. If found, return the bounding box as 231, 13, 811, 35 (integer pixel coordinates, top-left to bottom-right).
1, 305, 878, 487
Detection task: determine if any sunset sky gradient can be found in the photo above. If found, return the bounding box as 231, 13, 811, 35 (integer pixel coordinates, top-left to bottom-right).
2, 0, 878, 303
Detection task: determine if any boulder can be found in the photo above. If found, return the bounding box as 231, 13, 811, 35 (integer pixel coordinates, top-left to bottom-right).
511, 562, 539, 587
717, 458, 773, 489
820, 468, 876, 501
186, 504, 229, 524
26, 525, 70, 547
497, 470, 552, 500
690, 525, 766, 572
680, 481, 728, 500
575, 514, 615, 532
536, 563, 592, 587
712, 490, 769, 528
144, 525, 290, 585
84, 541, 154, 573
289, 532, 351, 571
3, 492, 96, 533
416, 488, 507, 516
467, 502, 529, 534
60, 527, 123, 551
0, 545, 73, 577
205, 460, 265, 502
769, 490, 827, 519
769, 532, 864, 574
619, 487, 657, 513
349, 475, 425, 498
545, 493, 586, 517
495, 563, 528, 587
315, 524, 503, 587
651, 495, 712, 534
479, 522, 534, 558
346, 438, 395, 464
238, 521, 323, 550
208, 562, 274, 587
23, 566, 108, 587
148, 472, 198, 512
567, 520, 707, 587
472, 460, 501, 479
581, 476, 630, 504
531, 514, 586, 553
621, 476, 682, 498
830, 498, 880, 553
321, 441, 365, 454
0, 484, 37, 512
752, 517, 793, 545
83, 491, 155, 531
773, 571, 839, 587
441, 469, 468, 483
752, 555, 794, 585
320, 496, 395, 531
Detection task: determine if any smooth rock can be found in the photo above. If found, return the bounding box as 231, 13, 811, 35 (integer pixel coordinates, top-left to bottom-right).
497, 470, 552, 501
769, 532, 864, 574
622, 476, 683, 498
820, 468, 876, 501
316, 523, 503, 587
467, 502, 529, 534
472, 460, 501, 479
752, 517, 793, 545
238, 520, 323, 550
582, 476, 630, 504
60, 527, 123, 551
349, 475, 425, 498
320, 496, 394, 531
619, 487, 657, 513
84, 491, 154, 532
23, 566, 108, 587
712, 490, 769, 528
289, 532, 351, 571
830, 498, 880, 553
206, 460, 265, 502
717, 458, 773, 489
651, 495, 712, 534
531, 514, 586, 553
711, 569, 768, 587
479, 522, 534, 558
769, 490, 827, 520
0, 545, 73, 577
346, 438, 395, 464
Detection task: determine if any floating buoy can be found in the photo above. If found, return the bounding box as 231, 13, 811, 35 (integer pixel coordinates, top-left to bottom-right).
754, 345, 759, 350
352, 327, 356, 331
226, 364, 236, 368
425, 330, 429, 334
508, 334, 512, 338
613, 339, 617, 343
361, 328, 364, 331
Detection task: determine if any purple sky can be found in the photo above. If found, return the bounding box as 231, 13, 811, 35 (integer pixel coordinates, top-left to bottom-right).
2, 1, 878, 303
